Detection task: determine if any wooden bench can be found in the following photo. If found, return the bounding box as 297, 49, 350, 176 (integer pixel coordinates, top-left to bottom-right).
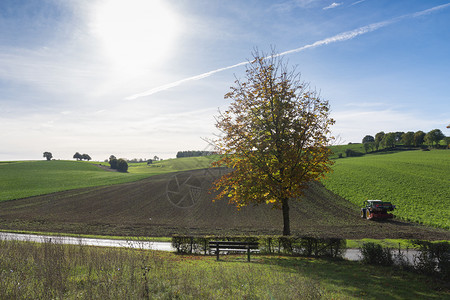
209, 241, 259, 262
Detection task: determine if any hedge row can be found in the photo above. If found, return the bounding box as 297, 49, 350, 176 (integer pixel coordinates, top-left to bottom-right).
171, 235, 346, 258
360, 240, 450, 281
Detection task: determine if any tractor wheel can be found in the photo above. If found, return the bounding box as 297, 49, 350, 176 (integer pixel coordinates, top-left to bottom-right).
361, 209, 366, 218
366, 209, 371, 220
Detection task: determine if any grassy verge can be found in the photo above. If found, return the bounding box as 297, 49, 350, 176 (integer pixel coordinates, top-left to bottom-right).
346, 238, 450, 249
0, 239, 447, 299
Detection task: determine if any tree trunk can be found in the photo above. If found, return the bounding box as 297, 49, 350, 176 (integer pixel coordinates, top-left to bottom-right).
282, 197, 290, 236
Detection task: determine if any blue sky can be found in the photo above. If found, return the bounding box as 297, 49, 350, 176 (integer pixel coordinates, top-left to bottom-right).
1, 0, 449, 161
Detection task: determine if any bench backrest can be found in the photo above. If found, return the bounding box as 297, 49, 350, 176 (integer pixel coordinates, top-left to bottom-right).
209, 241, 259, 250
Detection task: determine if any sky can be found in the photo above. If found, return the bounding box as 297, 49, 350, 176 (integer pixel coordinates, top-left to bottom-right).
1, 0, 449, 161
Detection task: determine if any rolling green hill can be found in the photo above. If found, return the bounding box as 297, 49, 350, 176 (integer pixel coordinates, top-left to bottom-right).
1, 168, 447, 240
322, 150, 450, 229
329, 143, 366, 159
1, 150, 449, 232
0, 157, 215, 202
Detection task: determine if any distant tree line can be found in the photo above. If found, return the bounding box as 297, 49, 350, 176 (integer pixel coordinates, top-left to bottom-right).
176, 151, 217, 158
109, 155, 128, 172
362, 129, 448, 153
127, 158, 147, 163
43, 151, 92, 161
73, 152, 92, 161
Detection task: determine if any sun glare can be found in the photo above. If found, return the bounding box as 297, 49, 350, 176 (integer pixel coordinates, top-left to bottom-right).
90, 0, 180, 75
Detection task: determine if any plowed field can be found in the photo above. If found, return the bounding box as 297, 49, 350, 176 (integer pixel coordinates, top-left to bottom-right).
0, 168, 448, 240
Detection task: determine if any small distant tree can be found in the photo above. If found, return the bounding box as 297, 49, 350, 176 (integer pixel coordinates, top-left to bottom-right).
362, 135, 375, 144
443, 137, 450, 148
375, 131, 385, 150
362, 135, 375, 153
382, 132, 396, 148
117, 158, 128, 172
425, 132, 433, 147
394, 131, 404, 143
153, 155, 159, 161
81, 154, 91, 161
401, 131, 414, 147
73, 152, 82, 161
43, 152, 53, 161
414, 131, 426, 147
109, 155, 118, 169
425, 129, 445, 148
363, 142, 375, 153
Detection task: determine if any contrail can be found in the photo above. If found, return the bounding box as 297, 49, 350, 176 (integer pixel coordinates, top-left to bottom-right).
274, 19, 395, 58
125, 3, 450, 101
125, 61, 248, 100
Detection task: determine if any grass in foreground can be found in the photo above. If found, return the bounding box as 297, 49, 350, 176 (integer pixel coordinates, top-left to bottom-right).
323, 150, 450, 229
0, 157, 215, 202
0, 239, 448, 299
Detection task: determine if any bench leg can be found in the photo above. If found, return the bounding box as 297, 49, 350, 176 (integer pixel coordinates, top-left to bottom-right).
247, 246, 250, 262
216, 245, 219, 261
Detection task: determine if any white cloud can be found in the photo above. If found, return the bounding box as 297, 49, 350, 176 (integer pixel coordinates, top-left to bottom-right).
0, 102, 220, 161
323, 2, 343, 10
0, 48, 99, 97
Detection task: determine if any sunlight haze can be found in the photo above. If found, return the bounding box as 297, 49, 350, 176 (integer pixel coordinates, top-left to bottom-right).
0, 0, 449, 161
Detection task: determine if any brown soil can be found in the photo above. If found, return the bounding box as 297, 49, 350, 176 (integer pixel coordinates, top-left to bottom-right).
0, 168, 448, 240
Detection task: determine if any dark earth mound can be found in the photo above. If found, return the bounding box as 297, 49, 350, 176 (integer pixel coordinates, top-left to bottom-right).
0, 168, 448, 240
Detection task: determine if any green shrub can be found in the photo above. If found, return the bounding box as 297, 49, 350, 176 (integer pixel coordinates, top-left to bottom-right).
412, 240, 450, 280
172, 235, 346, 258
360, 242, 393, 266
117, 159, 128, 172
109, 156, 118, 169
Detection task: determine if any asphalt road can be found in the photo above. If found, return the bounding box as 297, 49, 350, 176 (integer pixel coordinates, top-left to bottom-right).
0, 232, 174, 251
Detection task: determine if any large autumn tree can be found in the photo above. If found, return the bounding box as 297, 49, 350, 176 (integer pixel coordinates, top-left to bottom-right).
212, 51, 335, 236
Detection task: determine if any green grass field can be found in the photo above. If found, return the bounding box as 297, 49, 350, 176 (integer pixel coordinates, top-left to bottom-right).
323, 150, 450, 229
0, 157, 215, 202
2, 150, 449, 231
1, 239, 448, 299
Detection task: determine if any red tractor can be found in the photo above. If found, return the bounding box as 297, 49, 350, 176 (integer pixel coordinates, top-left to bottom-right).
361, 200, 396, 220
